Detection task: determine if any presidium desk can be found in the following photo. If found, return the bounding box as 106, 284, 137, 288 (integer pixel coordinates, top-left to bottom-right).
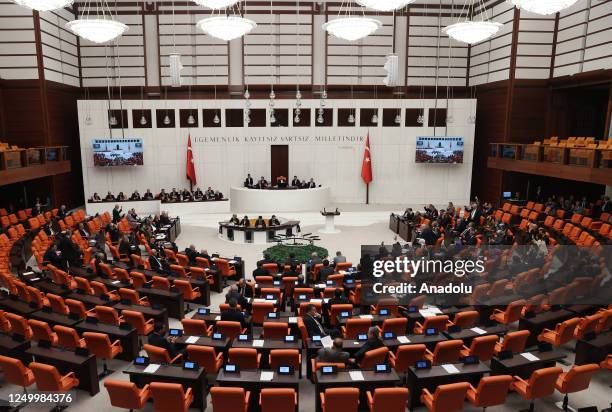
230, 186, 331, 213
219, 218, 300, 244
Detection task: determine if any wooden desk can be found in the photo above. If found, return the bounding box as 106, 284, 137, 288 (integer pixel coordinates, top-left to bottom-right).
407, 362, 490, 410
27, 345, 99, 395
518, 309, 574, 347
68, 266, 96, 280
67, 292, 117, 309
30, 309, 80, 327
315, 369, 401, 412
124, 363, 207, 412
75, 320, 139, 361
490, 349, 566, 379
217, 369, 300, 412
443, 325, 507, 346
174, 335, 231, 353
36, 279, 70, 296
574, 332, 612, 365
231, 338, 302, 368
0, 334, 32, 364
336, 313, 392, 327
113, 302, 169, 329
136, 287, 184, 319
0, 296, 38, 316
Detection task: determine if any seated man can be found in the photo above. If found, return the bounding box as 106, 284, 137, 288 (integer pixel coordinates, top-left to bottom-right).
326, 288, 349, 309
269, 215, 280, 226
252, 261, 271, 278
156, 189, 168, 201
282, 264, 300, 278
214, 190, 224, 200
220, 299, 248, 328
240, 215, 250, 227
184, 244, 198, 264
302, 304, 340, 339
205, 187, 215, 199
181, 188, 192, 202
148, 249, 169, 273
306, 178, 316, 188
244, 173, 254, 188
318, 260, 335, 281
130, 190, 141, 201
143, 189, 154, 200
104, 191, 115, 202
148, 323, 185, 358
254, 216, 266, 228
91, 192, 102, 202
291, 176, 301, 187
256, 177, 268, 189
316, 338, 349, 364
193, 187, 204, 200
333, 251, 346, 265
117, 192, 127, 201
228, 214, 240, 225
352, 327, 384, 364
276, 176, 287, 188
225, 285, 249, 311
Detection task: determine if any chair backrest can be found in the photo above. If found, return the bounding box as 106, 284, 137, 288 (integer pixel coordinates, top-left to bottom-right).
170, 265, 188, 278
468, 335, 499, 361
118, 288, 142, 305
360, 346, 389, 369
29, 362, 63, 391
6, 312, 32, 339
423, 315, 449, 333
432, 382, 470, 412
122, 310, 148, 333
54, 325, 83, 349
210, 387, 247, 412
472, 375, 513, 408
26, 286, 46, 308
229, 348, 259, 369
432, 340, 463, 364
252, 302, 275, 323
574, 314, 600, 339
28, 319, 56, 343
83, 332, 114, 358
553, 317, 580, 345
323, 388, 359, 412
260, 388, 296, 412
392, 344, 426, 373
370, 388, 409, 412
186, 345, 221, 373
47, 293, 68, 314
91, 281, 111, 297
65, 299, 88, 319
195, 257, 210, 268
526, 367, 564, 399
104, 379, 149, 410
152, 276, 170, 290
381, 318, 407, 335
344, 318, 371, 339
150, 382, 190, 412
330, 304, 353, 326
0, 355, 33, 387
216, 321, 242, 339
269, 349, 300, 370
500, 330, 530, 353
182, 319, 208, 336
130, 272, 147, 289
176, 253, 189, 267
452, 311, 479, 328
556, 364, 599, 394
144, 344, 172, 363
95, 306, 121, 325
263, 322, 289, 339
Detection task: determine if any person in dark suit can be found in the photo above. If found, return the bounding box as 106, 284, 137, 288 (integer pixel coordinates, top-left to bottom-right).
318, 260, 335, 281
291, 176, 300, 187
258, 254, 275, 266
240, 215, 250, 227
77, 223, 90, 239
352, 327, 384, 363
254, 216, 266, 228
282, 264, 300, 278
143, 189, 154, 200
57, 231, 81, 267
419, 225, 438, 246
118, 236, 132, 257
316, 338, 349, 363
91, 193, 102, 202
148, 249, 168, 272
225, 285, 249, 311
236, 278, 253, 298
220, 299, 248, 328
269, 215, 280, 226
326, 288, 349, 309
302, 304, 340, 338
43, 244, 64, 270
306, 178, 316, 188
148, 323, 184, 358
57, 205, 67, 219
104, 191, 115, 202
112, 205, 122, 224
285, 253, 299, 268
244, 174, 254, 187
130, 190, 141, 200
252, 261, 271, 278
184, 244, 198, 264
228, 214, 240, 225
255, 177, 268, 189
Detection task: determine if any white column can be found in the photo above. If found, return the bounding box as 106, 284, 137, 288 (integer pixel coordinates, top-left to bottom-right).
228, 38, 244, 90
394, 15, 408, 87
312, 14, 326, 87
144, 14, 160, 87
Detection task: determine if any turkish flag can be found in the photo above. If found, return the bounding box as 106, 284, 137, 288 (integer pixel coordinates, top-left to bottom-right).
361, 133, 373, 184
186, 135, 197, 186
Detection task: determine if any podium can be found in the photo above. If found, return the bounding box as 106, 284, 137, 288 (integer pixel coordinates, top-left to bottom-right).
319, 210, 340, 234
389, 213, 400, 233
398, 220, 413, 242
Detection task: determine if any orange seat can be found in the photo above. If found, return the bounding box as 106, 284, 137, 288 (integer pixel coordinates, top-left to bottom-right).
414, 315, 449, 334
118, 288, 149, 306
511, 366, 563, 412
342, 318, 372, 339
379, 318, 407, 335
28, 319, 58, 345
360, 346, 389, 369
366, 387, 408, 412
600, 355, 612, 370
263, 322, 290, 339
320, 388, 360, 412
54, 325, 86, 350
122, 310, 154, 336
595, 308, 612, 333
448, 310, 479, 329
6, 312, 33, 340
104, 379, 150, 411
152, 276, 171, 290
555, 364, 600, 411
573, 314, 601, 340
329, 304, 354, 326
210, 387, 249, 412
83, 332, 123, 377
466, 375, 513, 410
495, 330, 530, 355
216, 258, 236, 279
537, 317, 581, 347
260, 388, 296, 412
0, 355, 35, 392
186, 345, 224, 374
216, 320, 246, 340
150, 382, 194, 412
176, 253, 189, 267
424, 340, 463, 364
66, 299, 94, 319
228, 348, 261, 369
47, 293, 69, 315
389, 344, 427, 374
459, 334, 498, 361
144, 343, 182, 364
181, 318, 212, 336
94, 306, 123, 325
490, 300, 526, 324
421, 382, 469, 412
30, 362, 79, 392
251, 302, 275, 324
269, 349, 301, 373
0, 310, 12, 333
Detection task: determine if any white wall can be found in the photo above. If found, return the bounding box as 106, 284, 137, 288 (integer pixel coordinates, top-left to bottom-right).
78, 98, 475, 206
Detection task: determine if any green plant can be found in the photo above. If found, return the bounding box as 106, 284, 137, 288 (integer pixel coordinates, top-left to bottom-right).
263, 244, 328, 264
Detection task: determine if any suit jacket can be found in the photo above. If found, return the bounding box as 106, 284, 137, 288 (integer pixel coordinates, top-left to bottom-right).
319, 267, 335, 281
112, 209, 122, 223
149, 255, 165, 272
225, 291, 249, 310
316, 347, 350, 363
220, 309, 247, 328
148, 332, 179, 358
303, 314, 326, 338
354, 338, 384, 362
253, 267, 271, 278
291, 179, 301, 187
236, 284, 253, 298
184, 248, 198, 264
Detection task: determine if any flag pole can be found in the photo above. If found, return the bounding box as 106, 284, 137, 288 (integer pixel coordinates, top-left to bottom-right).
366, 183, 369, 205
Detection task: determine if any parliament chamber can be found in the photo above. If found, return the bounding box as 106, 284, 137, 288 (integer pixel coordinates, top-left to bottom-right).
0, 0, 611, 411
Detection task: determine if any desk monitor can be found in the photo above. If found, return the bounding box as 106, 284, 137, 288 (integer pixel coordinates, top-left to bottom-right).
383, 332, 395, 340
134, 356, 149, 366
197, 308, 209, 315
357, 334, 368, 341
224, 364, 239, 373
375, 364, 391, 373
212, 333, 224, 340
284, 335, 295, 342
425, 328, 437, 336
298, 294, 307, 300
415, 360, 431, 370
169, 329, 183, 337
407, 306, 418, 313
497, 350, 513, 360
503, 191, 512, 199
345, 278, 354, 284
265, 294, 275, 300
312, 335, 322, 343
463, 355, 479, 365
379, 309, 389, 316
273, 280, 281, 286
326, 280, 334, 286
277, 366, 294, 375
340, 311, 350, 318
183, 361, 198, 370
348, 267, 355, 272
320, 365, 337, 375
447, 325, 461, 333
266, 312, 279, 319
238, 334, 250, 341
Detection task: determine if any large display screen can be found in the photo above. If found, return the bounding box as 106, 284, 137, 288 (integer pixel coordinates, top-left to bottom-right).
415, 136, 464, 164
93, 139, 143, 166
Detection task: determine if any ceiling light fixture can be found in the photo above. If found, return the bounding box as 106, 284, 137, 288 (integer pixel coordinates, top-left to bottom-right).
356, 0, 416, 11
324, 16, 382, 41
192, 0, 239, 9
442, 0, 502, 45
197, 15, 256, 41
67, 1, 128, 44
371, 113, 378, 124
213, 112, 220, 124
507, 0, 579, 15
140, 114, 147, 125
12, 0, 73, 11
